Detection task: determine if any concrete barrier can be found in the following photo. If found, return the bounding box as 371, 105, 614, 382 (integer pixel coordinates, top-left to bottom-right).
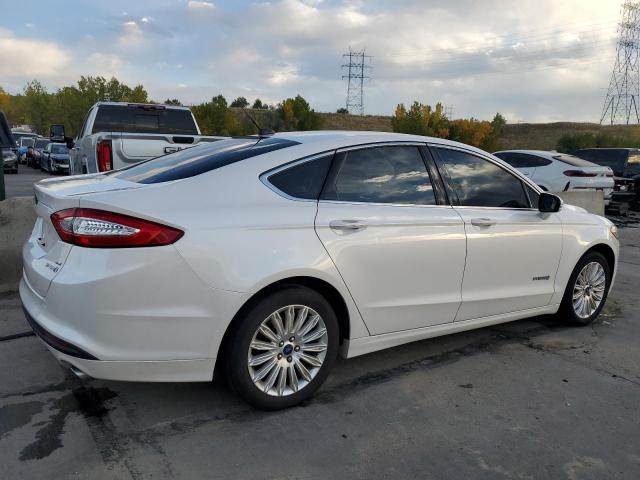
0, 196, 35, 293
557, 190, 605, 216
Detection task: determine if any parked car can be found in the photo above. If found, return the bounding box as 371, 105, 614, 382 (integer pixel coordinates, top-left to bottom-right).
21, 132, 618, 410
493, 150, 614, 204
28, 138, 49, 168
18, 136, 35, 164
574, 148, 640, 212
12, 130, 38, 159
2, 147, 18, 173
40, 143, 70, 174
59, 102, 225, 175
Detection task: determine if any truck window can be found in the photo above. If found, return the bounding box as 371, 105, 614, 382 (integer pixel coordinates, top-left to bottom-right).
92, 106, 198, 135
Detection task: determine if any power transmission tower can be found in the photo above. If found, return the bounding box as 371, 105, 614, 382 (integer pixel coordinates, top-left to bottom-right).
600, 1, 640, 125
342, 48, 372, 115
444, 105, 455, 120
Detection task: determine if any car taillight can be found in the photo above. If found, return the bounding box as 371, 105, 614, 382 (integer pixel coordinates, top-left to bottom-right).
96, 140, 112, 172
51, 208, 183, 248
563, 170, 597, 177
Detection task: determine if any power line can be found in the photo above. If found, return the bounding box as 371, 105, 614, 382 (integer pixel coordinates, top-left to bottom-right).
342, 48, 372, 115
601, 1, 640, 124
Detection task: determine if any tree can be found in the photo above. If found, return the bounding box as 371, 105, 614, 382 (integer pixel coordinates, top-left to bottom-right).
336, 107, 349, 114
391, 101, 449, 137
191, 94, 244, 135
252, 98, 267, 109
277, 95, 323, 131
23, 80, 53, 135
164, 98, 182, 106
230, 96, 249, 108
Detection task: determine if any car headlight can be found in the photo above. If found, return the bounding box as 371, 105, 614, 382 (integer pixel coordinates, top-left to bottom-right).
610, 225, 618, 240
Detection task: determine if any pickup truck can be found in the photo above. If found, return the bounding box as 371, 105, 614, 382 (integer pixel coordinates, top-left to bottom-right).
59, 102, 225, 175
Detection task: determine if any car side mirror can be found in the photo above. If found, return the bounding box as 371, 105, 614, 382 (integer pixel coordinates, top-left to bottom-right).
539, 192, 561, 213
65, 137, 75, 149
50, 124, 66, 143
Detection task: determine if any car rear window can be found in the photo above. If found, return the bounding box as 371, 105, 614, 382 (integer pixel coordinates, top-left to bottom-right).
109, 137, 300, 184
35, 139, 49, 148
552, 154, 597, 167
92, 105, 199, 135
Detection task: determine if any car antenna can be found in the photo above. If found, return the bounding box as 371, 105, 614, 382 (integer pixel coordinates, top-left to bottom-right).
241, 108, 274, 138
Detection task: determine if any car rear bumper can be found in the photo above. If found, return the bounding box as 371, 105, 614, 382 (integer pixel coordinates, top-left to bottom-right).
20, 243, 249, 382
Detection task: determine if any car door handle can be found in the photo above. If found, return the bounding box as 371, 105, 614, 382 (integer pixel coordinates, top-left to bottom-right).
470, 217, 496, 227
329, 220, 368, 231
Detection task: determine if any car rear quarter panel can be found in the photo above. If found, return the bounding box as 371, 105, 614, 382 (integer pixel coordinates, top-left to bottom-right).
77, 145, 371, 340
550, 205, 619, 305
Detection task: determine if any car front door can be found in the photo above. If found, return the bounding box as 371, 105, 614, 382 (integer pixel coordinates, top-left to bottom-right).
314, 144, 467, 335
432, 145, 563, 321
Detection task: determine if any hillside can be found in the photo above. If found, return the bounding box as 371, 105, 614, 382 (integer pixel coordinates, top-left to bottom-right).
230, 108, 640, 151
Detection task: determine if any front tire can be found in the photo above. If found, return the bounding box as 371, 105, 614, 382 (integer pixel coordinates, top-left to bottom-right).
225, 286, 339, 410
558, 251, 611, 326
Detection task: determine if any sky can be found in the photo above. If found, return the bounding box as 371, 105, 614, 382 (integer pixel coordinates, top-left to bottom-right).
0, 0, 625, 122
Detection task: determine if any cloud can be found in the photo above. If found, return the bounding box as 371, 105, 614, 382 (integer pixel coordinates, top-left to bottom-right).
267, 64, 299, 86
119, 20, 144, 46
0, 0, 623, 122
87, 53, 125, 76
0, 31, 69, 78
188, 1, 215, 10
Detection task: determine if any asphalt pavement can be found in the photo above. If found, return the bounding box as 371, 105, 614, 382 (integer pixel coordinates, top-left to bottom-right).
3, 166, 50, 199
0, 223, 639, 479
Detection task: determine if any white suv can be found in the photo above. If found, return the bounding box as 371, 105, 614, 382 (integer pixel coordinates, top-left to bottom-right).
493, 150, 614, 204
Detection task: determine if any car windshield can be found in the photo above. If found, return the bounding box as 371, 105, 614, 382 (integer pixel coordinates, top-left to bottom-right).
51, 144, 69, 154
21, 138, 34, 147
109, 137, 300, 184
552, 154, 598, 167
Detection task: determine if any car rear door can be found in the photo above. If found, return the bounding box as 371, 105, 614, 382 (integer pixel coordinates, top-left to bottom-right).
314, 144, 466, 335
431, 145, 563, 321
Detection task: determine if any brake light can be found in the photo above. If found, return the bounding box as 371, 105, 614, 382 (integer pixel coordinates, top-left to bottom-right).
563, 170, 597, 177
96, 140, 112, 172
51, 208, 183, 248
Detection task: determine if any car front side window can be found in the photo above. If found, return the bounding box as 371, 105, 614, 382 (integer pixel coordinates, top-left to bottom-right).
435, 147, 531, 209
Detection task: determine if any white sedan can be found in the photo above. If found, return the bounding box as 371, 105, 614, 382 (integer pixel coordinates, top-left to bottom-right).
493, 150, 614, 203
21, 132, 619, 409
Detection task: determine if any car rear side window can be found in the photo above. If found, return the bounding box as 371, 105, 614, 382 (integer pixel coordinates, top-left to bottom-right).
267, 154, 333, 200
321, 146, 436, 205
109, 137, 300, 184
436, 148, 530, 208
92, 106, 199, 135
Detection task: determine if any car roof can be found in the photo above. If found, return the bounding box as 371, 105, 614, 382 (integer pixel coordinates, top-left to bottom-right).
493, 149, 561, 159
92, 101, 191, 111
268, 130, 492, 157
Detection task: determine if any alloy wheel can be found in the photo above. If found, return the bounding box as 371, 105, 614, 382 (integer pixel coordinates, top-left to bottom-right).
247, 305, 328, 397
572, 261, 606, 319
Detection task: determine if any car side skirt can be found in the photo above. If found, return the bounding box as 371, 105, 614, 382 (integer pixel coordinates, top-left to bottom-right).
341, 304, 559, 358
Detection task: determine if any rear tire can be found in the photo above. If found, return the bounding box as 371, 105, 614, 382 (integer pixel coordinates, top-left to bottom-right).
558, 251, 611, 326
225, 286, 339, 410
